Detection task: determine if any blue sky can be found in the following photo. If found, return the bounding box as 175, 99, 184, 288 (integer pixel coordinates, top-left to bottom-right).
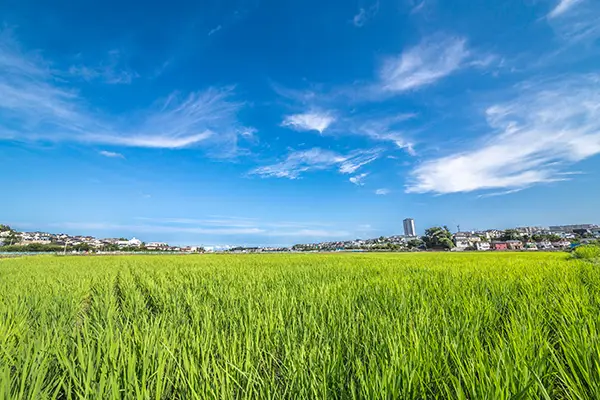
1, 0, 600, 246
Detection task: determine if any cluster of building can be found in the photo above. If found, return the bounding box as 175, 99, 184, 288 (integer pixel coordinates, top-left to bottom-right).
0, 228, 202, 253
452, 224, 599, 252
292, 236, 410, 252
452, 232, 570, 251
2, 221, 599, 254
292, 221, 600, 253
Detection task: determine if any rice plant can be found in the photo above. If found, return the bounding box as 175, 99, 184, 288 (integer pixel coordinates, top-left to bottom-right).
0, 252, 598, 399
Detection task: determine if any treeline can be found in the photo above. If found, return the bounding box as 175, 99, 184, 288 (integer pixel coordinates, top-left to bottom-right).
0, 243, 172, 253
0, 243, 97, 252
0, 224, 12, 232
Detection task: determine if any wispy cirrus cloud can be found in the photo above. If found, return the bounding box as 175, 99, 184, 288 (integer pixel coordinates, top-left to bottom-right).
99, 150, 124, 158
47, 221, 265, 236
208, 25, 222, 36
137, 216, 333, 230
280, 108, 417, 155
282, 111, 336, 133
545, 0, 600, 44
338, 151, 379, 174
352, 2, 379, 27
349, 173, 368, 186
44, 219, 351, 240
547, 0, 583, 18
375, 188, 390, 195
406, 75, 600, 194
378, 35, 471, 93
68, 49, 139, 85
250, 148, 380, 179
0, 30, 252, 153
273, 33, 491, 106
348, 113, 417, 155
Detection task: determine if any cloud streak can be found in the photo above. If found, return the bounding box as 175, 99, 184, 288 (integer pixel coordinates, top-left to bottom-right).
378, 36, 470, 93
349, 173, 368, 186
43, 220, 351, 240
347, 114, 417, 154
282, 111, 336, 133
0, 30, 252, 153
208, 25, 222, 36
99, 150, 124, 158
68, 50, 138, 85
548, 0, 583, 18
406, 75, 600, 194
250, 148, 380, 179
545, 0, 600, 45
352, 2, 379, 27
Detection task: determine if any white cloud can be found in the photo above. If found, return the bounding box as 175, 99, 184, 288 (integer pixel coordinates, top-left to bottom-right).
352, 2, 379, 27
353, 9, 368, 27
137, 216, 258, 228
68, 50, 138, 85
250, 148, 379, 179
47, 222, 265, 235
545, 0, 600, 44
208, 25, 222, 36
338, 151, 379, 174
548, 0, 583, 18
379, 36, 470, 92
271, 229, 350, 237
410, 1, 426, 14
44, 220, 350, 240
281, 107, 416, 155
0, 30, 252, 153
349, 114, 417, 154
349, 173, 368, 186
477, 188, 525, 198
282, 111, 336, 133
138, 216, 333, 230
406, 75, 600, 194
99, 150, 124, 158
375, 188, 390, 195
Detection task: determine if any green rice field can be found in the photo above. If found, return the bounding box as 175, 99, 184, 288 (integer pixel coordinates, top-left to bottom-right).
1, 252, 599, 399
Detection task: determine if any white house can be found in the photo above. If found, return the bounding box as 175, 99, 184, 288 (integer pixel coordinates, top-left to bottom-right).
553, 240, 571, 249
454, 237, 471, 250
128, 237, 142, 247
476, 241, 491, 251
536, 241, 553, 250
454, 232, 482, 250
116, 237, 143, 247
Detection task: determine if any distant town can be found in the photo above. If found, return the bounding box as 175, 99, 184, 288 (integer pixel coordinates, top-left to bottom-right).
1, 220, 599, 254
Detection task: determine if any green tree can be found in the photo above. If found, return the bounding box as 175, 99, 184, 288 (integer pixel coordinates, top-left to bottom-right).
0, 224, 12, 232
422, 227, 455, 250
407, 238, 424, 249
501, 229, 521, 241
1, 231, 20, 246
73, 243, 92, 252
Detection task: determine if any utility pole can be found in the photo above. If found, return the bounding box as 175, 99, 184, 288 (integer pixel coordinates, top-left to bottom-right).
457, 224, 460, 233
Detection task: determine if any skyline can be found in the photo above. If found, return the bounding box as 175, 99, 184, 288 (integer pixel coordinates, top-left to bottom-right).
3, 219, 598, 248
2, 0, 600, 246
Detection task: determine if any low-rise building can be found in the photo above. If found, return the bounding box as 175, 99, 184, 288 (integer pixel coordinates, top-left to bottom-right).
506, 240, 523, 250
482, 230, 504, 240
524, 242, 538, 251
491, 241, 508, 251
146, 242, 169, 250
454, 237, 471, 250
476, 241, 490, 251
552, 240, 570, 249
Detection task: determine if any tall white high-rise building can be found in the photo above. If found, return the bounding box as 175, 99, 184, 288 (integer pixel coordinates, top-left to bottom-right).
403, 218, 416, 237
